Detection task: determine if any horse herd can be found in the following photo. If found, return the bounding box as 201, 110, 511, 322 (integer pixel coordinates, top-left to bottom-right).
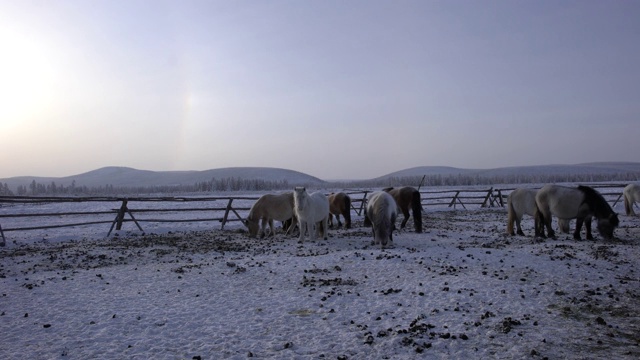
508, 183, 640, 240
243, 183, 640, 248
243, 186, 422, 249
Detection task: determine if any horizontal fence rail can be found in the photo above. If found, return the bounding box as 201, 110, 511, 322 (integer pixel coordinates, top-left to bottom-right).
0, 183, 631, 245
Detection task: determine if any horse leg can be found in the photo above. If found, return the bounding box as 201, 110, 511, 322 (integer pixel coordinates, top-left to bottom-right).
285, 216, 298, 236
328, 214, 334, 228
534, 209, 546, 238
298, 221, 306, 243
515, 215, 525, 236
545, 215, 555, 239
309, 221, 317, 241
585, 216, 593, 240
321, 217, 328, 240
537, 210, 555, 239
400, 209, 410, 229
260, 218, 268, 238
336, 214, 342, 228
268, 219, 275, 237
573, 217, 584, 240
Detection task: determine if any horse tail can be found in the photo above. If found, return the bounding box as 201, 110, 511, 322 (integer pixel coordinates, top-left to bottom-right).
363, 206, 372, 227
534, 207, 544, 237
411, 190, 422, 233
507, 195, 515, 235
623, 191, 631, 215
343, 195, 352, 228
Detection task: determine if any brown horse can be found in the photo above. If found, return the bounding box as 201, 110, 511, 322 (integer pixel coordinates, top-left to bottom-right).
328, 192, 352, 229
243, 192, 297, 238
383, 186, 422, 233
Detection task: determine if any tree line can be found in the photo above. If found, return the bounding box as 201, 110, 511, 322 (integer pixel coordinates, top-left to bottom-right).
1, 171, 638, 196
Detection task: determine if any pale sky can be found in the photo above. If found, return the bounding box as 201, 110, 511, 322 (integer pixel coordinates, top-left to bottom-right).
1, 0, 638, 180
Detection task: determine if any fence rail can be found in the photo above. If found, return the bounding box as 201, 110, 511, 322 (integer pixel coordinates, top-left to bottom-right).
0, 183, 629, 246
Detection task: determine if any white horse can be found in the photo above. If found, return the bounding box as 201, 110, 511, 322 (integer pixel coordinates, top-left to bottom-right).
293, 187, 330, 243
535, 185, 619, 240
364, 191, 397, 249
507, 188, 570, 236
623, 183, 640, 216
243, 192, 296, 238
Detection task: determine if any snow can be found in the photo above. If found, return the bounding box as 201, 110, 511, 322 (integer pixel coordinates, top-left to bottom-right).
1, 203, 639, 359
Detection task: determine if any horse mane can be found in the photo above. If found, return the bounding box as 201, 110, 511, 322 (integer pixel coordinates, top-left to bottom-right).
577, 185, 617, 224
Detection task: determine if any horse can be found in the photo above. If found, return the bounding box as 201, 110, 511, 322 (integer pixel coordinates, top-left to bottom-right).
382, 186, 422, 233
293, 187, 330, 243
328, 192, 352, 229
534, 185, 619, 240
364, 191, 397, 249
243, 192, 297, 238
623, 183, 640, 216
507, 188, 570, 236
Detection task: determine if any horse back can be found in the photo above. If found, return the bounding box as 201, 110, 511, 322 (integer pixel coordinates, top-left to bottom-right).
296, 191, 329, 222
624, 184, 640, 202
328, 192, 347, 214
250, 192, 294, 221
384, 186, 416, 208
623, 183, 640, 215
368, 192, 396, 220
367, 191, 397, 244
537, 185, 588, 219
509, 188, 538, 217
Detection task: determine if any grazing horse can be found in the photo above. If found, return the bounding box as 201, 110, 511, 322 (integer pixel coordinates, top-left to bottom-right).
365, 191, 397, 249
382, 186, 422, 233
293, 187, 330, 243
243, 192, 297, 238
534, 185, 619, 240
623, 183, 640, 216
507, 188, 570, 236
328, 192, 352, 229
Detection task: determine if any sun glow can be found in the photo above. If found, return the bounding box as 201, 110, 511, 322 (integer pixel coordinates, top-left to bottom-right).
0, 27, 59, 126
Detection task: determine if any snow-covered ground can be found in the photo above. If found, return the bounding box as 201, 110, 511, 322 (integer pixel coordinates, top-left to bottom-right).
1, 204, 639, 359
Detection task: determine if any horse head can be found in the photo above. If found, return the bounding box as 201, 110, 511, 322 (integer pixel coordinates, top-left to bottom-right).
243, 216, 259, 238
596, 213, 619, 240
293, 187, 307, 210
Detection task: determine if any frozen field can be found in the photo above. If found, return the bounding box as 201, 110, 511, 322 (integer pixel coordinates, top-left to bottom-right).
1, 204, 639, 359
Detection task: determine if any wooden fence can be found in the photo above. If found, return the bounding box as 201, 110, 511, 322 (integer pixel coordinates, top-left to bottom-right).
0, 183, 629, 246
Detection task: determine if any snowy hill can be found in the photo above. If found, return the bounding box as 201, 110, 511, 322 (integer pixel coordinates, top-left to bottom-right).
0, 166, 327, 191
375, 162, 640, 181
1, 162, 639, 193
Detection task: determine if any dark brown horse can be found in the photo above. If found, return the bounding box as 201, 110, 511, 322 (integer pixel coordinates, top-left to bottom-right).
328, 192, 352, 229
383, 186, 423, 233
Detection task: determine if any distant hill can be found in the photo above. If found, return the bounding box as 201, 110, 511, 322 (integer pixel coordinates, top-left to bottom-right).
1, 162, 639, 194
373, 166, 477, 179
0, 166, 327, 192
373, 162, 640, 184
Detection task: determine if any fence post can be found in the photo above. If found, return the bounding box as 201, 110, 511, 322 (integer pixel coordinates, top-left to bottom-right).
221, 198, 233, 230
611, 193, 624, 208
357, 191, 369, 216
495, 189, 504, 207
449, 191, 460, 208
116, 200, 128, 231
107, 200, 143, 236
481, 187, 494, 207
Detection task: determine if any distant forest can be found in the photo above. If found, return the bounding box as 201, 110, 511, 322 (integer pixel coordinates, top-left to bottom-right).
1, 171, 638, 196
